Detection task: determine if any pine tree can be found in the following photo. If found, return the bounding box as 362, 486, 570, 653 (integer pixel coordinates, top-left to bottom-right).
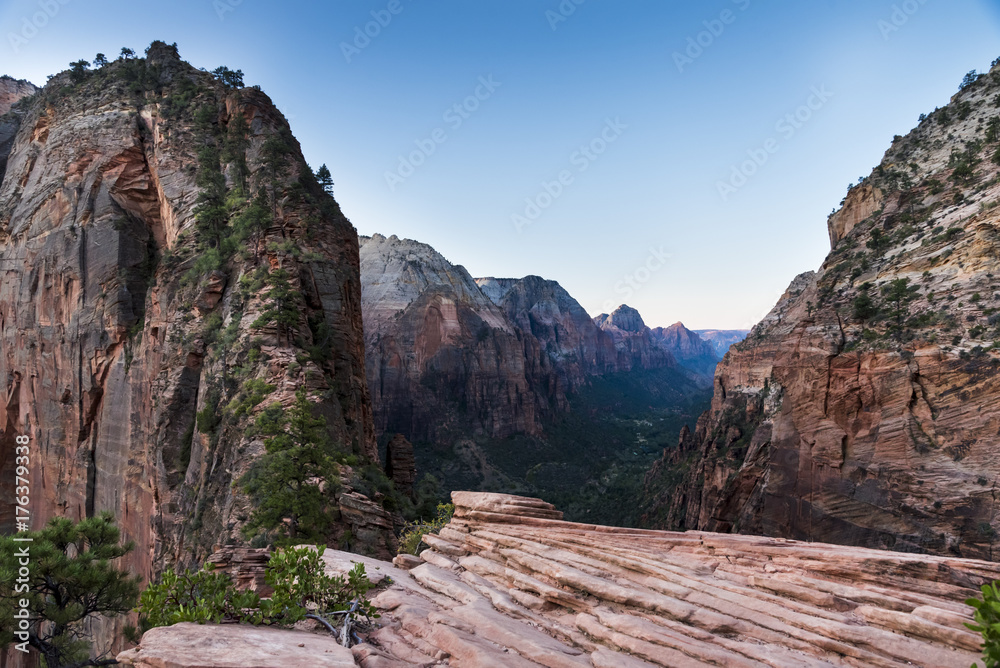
0, 513, 140, 668
314, 164, 334, 195
241, 389, 338, 545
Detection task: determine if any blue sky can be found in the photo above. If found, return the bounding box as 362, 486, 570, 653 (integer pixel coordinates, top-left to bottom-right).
2, 0, 999, 329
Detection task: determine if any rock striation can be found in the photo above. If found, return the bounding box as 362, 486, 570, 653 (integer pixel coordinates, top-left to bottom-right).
643, 61, 1000, 560
124, 492, 998, 667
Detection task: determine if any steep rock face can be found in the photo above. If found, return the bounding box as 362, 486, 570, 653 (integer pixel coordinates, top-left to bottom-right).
482, 274, 620, 385
0, 43, 387, 590
693, 328, 750, 357
384, 433, 416, 497
594, 305, 679, 373
0, 77, 37, 187
643, 62, 1000, 560
0, 76, 36, 116
360, 233, 541, 441
651, 322, 720, 378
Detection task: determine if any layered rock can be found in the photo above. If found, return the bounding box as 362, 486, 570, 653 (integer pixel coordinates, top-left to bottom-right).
643, 62, 1000, 560
0, 43, 387, 578
124, 492, 1000, 667
118, 623, 357, 668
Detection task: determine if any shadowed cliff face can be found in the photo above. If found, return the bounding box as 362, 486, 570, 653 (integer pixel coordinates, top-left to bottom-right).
643, 63, 1000, 560
0, 44, 388, 592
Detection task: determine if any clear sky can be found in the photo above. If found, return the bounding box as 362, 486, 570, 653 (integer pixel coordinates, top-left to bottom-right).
2, 0, 999, 329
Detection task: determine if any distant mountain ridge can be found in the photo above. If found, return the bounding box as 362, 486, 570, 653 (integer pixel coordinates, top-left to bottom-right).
360, 233, 716, 522
693, 329, 750, 358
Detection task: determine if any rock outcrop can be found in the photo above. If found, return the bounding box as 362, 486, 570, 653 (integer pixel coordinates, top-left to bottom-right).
643, 61, 1000, 560
0, 76, 36, 116
118, 623, 357, 668
384, 433, 416, 497
125, 492, 998, 667
0, 43, 388, 576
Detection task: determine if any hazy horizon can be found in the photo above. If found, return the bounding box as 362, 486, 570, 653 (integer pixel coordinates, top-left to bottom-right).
3, 0, 999, 329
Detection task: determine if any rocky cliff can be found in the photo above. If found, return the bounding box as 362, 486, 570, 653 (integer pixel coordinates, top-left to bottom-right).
651, 322, 720, 379
360, 233, 541, 442
643, 61, 1000, 560
0, 77, 37, 188
121, 492, 996, 667
0, 43, 393, 586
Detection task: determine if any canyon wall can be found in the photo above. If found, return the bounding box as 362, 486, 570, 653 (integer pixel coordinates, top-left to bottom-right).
643, 62, 1000, 560
0, 43, 392, 593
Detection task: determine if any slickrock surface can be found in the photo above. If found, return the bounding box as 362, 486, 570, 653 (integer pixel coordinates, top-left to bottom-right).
128, 493, 996, 667
643, 62, 1000, 560
117, 623, 357, 668
349, 493, 993, 667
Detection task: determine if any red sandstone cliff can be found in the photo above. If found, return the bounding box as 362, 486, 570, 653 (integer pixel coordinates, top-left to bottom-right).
643, 62, 1000, 560
0, 43, 392, 591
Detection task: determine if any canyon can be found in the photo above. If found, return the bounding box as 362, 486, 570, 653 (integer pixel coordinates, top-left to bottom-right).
360, 233, 714, 524
643, 61, 1000, 561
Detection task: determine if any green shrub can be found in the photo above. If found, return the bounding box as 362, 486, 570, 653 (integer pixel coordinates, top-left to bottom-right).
968, 581, 1000, 667
137, 546, 376, 630
397, 503, 455, 556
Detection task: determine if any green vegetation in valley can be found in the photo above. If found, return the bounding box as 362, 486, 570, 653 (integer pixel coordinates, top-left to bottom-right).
409, 366, 712, 527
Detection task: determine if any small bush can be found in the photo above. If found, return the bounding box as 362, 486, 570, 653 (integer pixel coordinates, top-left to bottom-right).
397, 503, 455, 556
137, 546, 377, 631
